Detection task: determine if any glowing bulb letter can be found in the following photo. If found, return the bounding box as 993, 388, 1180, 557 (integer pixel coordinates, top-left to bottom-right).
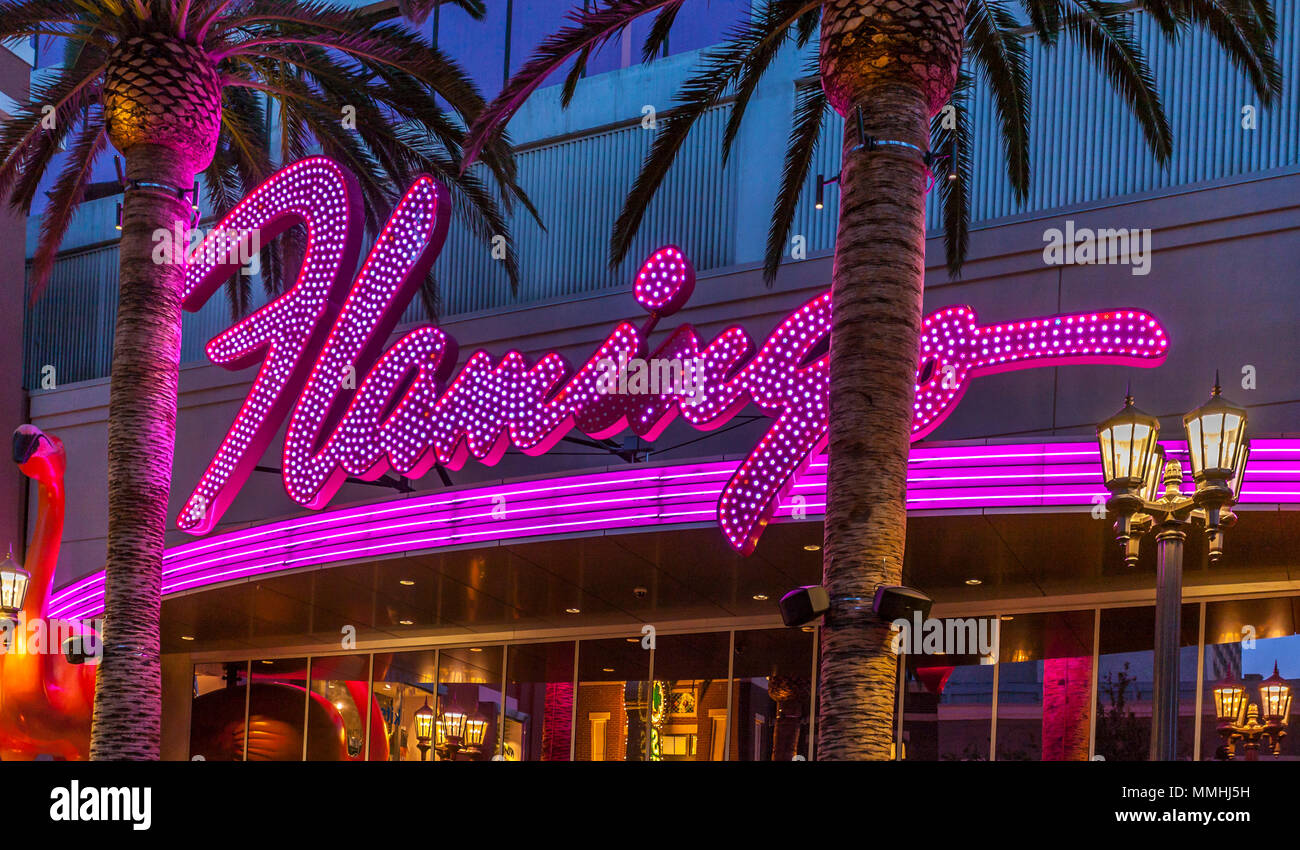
178, 158, 1171, 555
178, 158, 363, 533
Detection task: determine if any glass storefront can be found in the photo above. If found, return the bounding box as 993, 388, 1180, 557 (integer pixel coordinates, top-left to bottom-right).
503, 642, 576, 761
996, 610, 1095, 761
1094, 604, 1199, 761
190, 594, 1300, 761
729, 627, 816, 761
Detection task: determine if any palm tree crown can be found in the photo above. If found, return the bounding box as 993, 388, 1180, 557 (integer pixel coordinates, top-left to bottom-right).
0, 0, 536, 318
463, 0, 1280, 280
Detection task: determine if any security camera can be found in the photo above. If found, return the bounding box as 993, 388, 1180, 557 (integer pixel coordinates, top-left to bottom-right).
632, 586, 648, 599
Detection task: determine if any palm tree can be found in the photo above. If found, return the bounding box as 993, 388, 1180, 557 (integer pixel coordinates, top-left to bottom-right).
0, 0, 533, 760
462, 0, 1280, 759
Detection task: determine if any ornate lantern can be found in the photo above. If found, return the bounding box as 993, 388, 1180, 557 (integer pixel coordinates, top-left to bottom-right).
1260, 663, 1292, 726
1183, 380, 1248, 488
0, 547, 30, 643
1097, 393, 1162, 496
413, 698, 435, 761
1212, 677, 1247, 726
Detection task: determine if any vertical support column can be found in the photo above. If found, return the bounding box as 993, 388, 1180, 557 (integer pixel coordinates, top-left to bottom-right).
1152, 523, 1187, 761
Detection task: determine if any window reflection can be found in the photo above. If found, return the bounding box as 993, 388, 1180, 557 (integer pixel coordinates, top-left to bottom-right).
372, 650, 438, 762
189, 661, 247, 760
1202, 597, 1300, 760
650, 632, 731, 761
437, 646, 504, 761
995, 611, 1095, 760
307, 654, 381, 761
575, 637, 650, 761
730, 628, 816, 761
504, 642, 576, 761
1095, 605, 1199, 761
901, 617, 997, 761
214, 658, 311, 761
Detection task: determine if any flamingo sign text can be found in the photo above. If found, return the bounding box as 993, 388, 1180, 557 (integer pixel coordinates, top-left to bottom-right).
179, 157, 1170, 555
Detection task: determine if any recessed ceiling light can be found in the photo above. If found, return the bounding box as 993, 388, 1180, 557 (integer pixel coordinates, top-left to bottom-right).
180, 635, 195, 641
565, 607, 581, 614
1000, 615, 1014, 621
803, 544, 821, 552
399, 579, 415, 586
260, 660, 273, 665
398, 619, 414, 625
800, 626, 815, 633
602, 667, 615, 673
626, 637, 639, 643
965, 578, 982, 586
752, 594, 769, 601
469, 647, 482, 652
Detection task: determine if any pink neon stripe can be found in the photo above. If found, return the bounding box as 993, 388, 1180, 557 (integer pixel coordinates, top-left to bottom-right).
51, 438, 1300, 619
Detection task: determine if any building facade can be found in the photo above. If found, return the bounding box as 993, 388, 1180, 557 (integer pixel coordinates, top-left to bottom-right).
15, 3, 1300, 760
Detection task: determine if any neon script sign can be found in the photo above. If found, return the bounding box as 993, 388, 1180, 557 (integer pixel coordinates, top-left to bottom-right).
179, 157, 1169, 554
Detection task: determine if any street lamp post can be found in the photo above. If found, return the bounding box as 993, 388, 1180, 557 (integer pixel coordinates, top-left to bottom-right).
1096, 378, 1250, 761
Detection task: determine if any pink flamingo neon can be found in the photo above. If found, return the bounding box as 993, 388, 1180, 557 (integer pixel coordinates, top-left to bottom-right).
0, 425, 96, 760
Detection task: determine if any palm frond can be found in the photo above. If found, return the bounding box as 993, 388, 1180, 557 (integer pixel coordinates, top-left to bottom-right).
967, 0, 1031, 200
721, 0, 824, 165
763, 72, 825, 284
1063, 1, 1173, 162
1021, 0, 1066, 42
607, 36, 753, 268
397, 0, 485, 26
0, 54, 105, 210
463, 0, 682, 167
640, 0, 683, 62
1167, 0, 1281, 102
933, 71, 974, 277
29, 116, 107, 300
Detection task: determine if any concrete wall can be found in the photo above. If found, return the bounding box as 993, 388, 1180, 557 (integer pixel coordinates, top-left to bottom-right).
26, 164, 1300, 589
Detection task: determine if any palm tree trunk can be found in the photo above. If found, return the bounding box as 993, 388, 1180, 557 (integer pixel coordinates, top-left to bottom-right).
90, 143, 195, 760
816, 0, 964, 760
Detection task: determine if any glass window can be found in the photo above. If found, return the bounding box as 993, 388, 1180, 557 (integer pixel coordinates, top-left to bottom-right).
189, 662, 248, 760
995, 610, 1095, 760
1094, 604, 1199, 761
504, 641, 576, 761
575, 636, 651, 761
901, 617, 997, 760
437, 646, 505, 760
372, 650, 438, 762
649, 632, 731, 761
242, 658, 309, 761
1201, 596, 1300, 760
729, 627, 816, 761
307, 654, 378, 761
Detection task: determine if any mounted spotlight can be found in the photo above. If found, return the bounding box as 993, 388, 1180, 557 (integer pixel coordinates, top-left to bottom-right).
778, 585, 828, 628
873, 585, 933, 623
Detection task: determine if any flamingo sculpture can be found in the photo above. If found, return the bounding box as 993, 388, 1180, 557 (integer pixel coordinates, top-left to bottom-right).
0, 425, 96, 760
